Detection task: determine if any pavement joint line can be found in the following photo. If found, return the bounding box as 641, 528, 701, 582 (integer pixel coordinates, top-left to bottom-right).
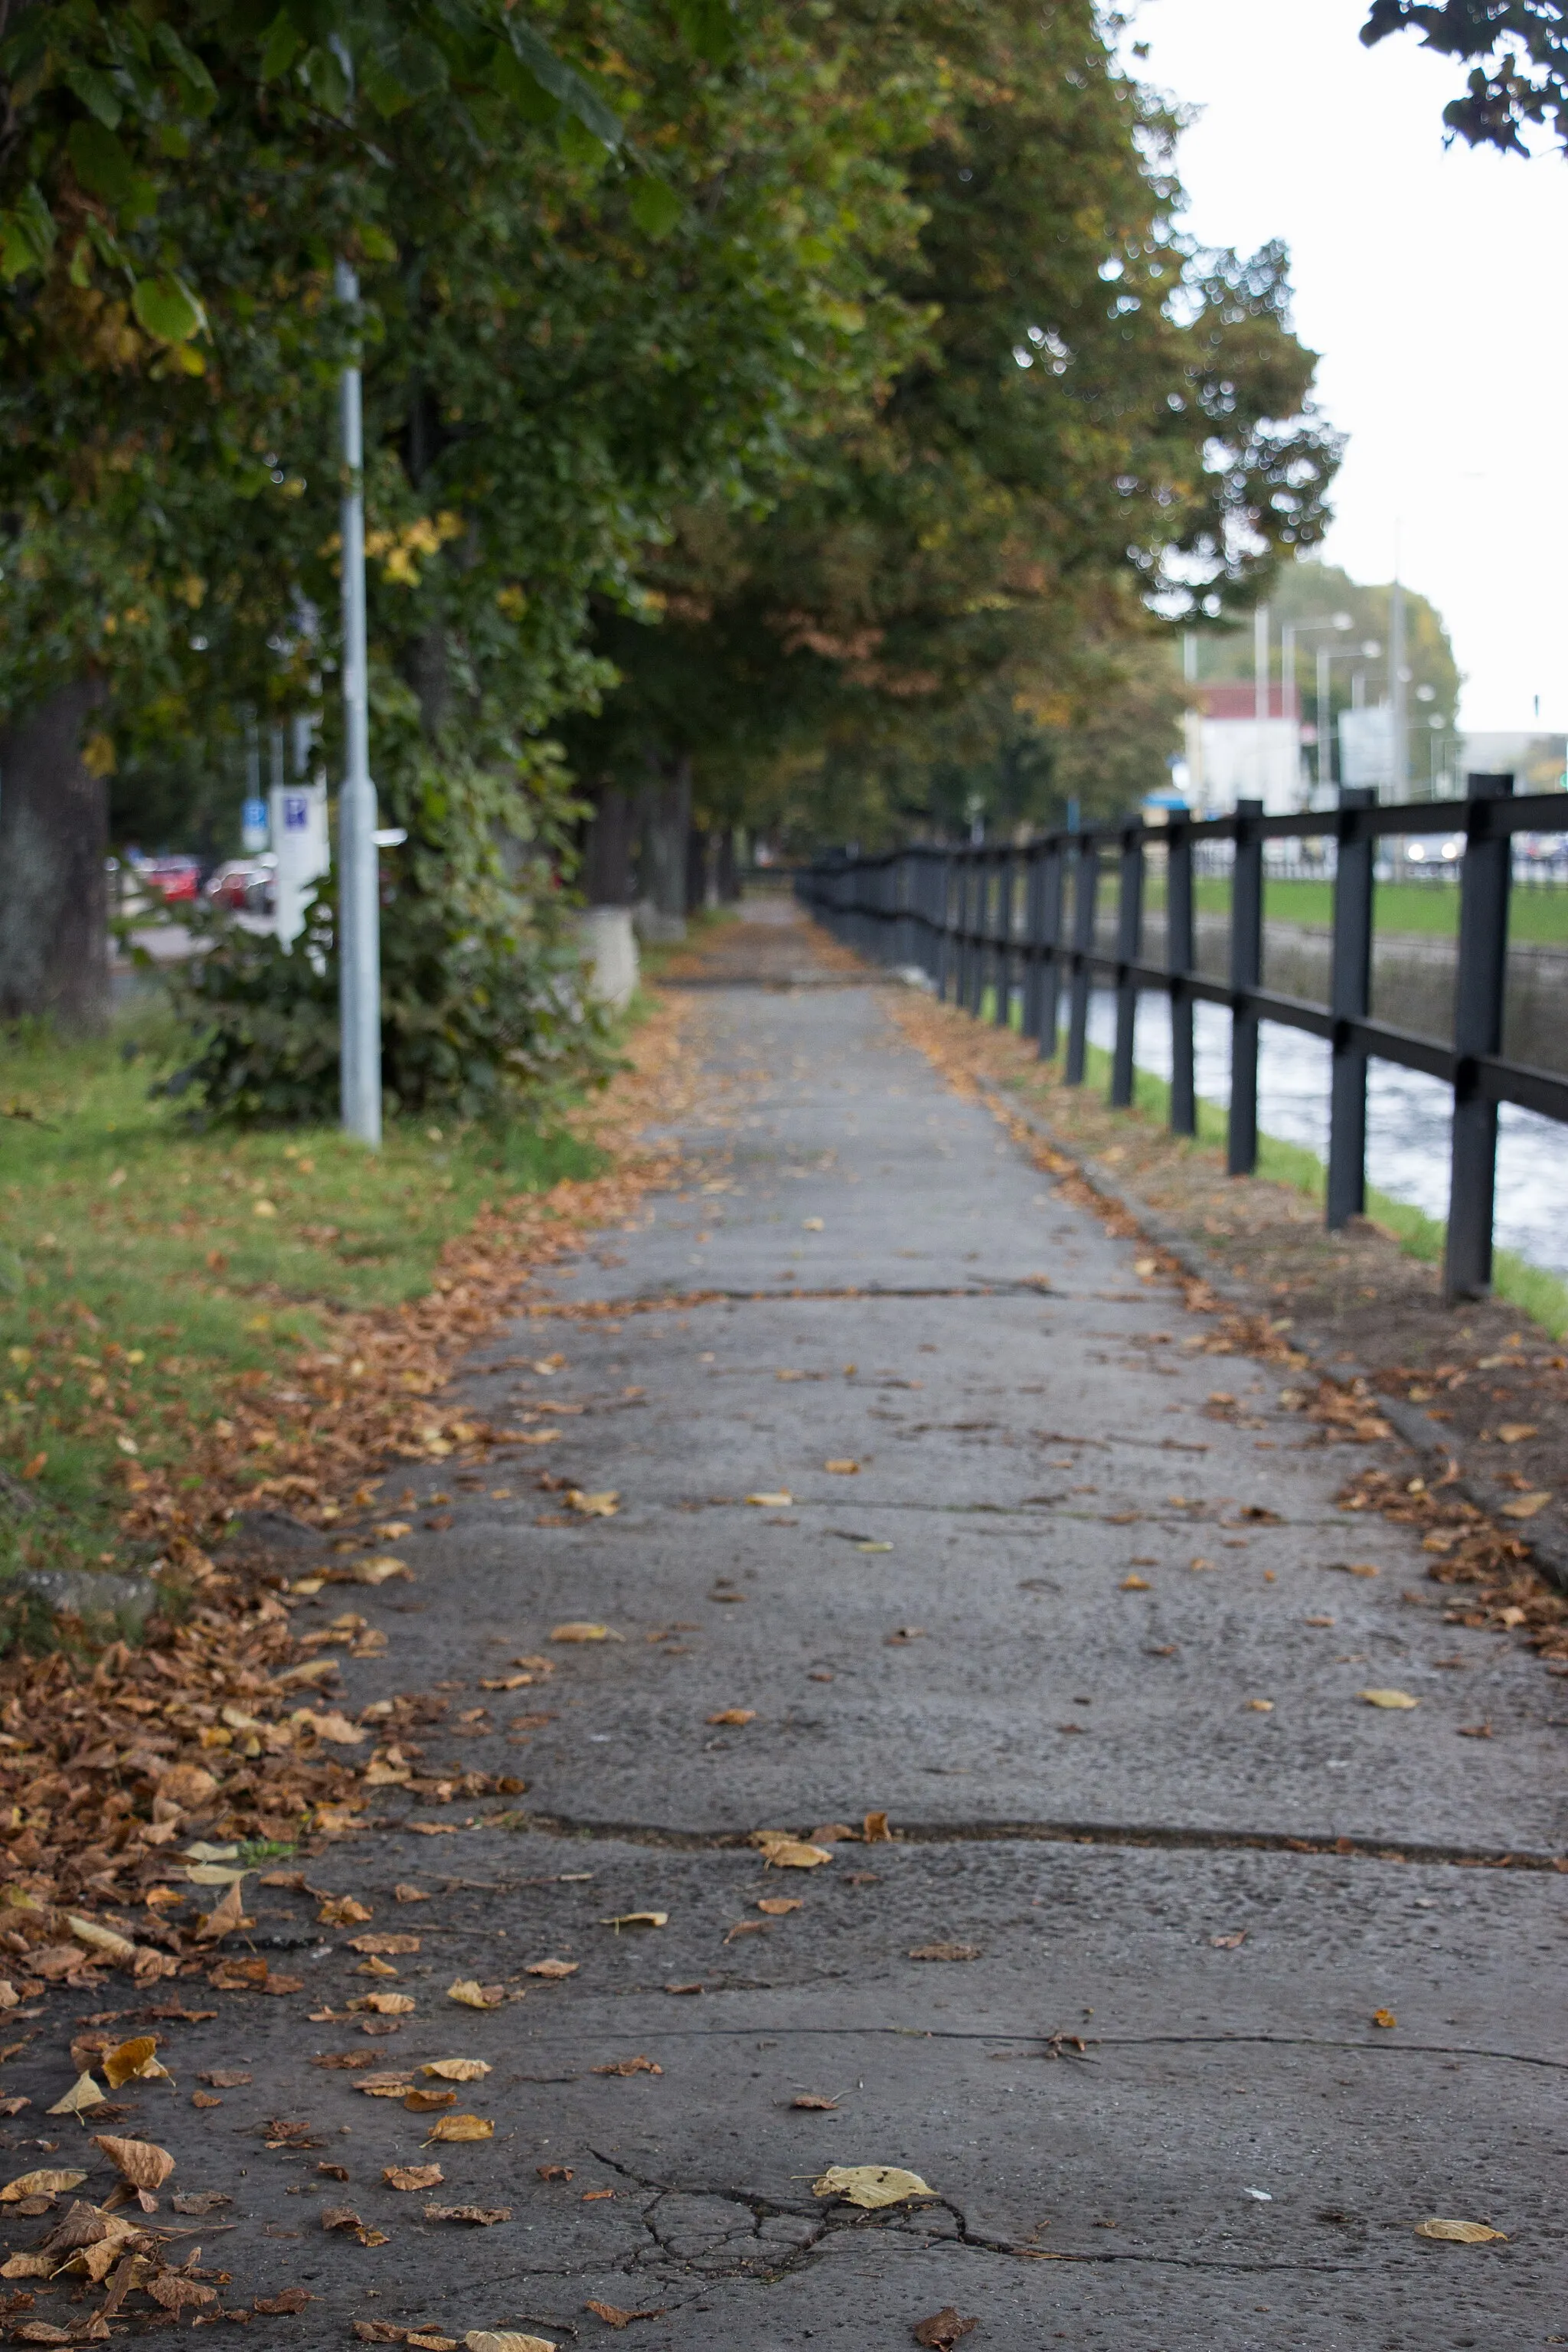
478, 2024, 1567, 2070
387, 1810, 1566, 1871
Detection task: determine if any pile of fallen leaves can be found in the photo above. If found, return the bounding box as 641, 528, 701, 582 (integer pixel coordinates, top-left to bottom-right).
1337, 1461, 1568, 1659
0, 1001, 702, 1916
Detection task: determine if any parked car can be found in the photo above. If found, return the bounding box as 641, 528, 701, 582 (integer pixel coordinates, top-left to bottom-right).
206, 858, 276, 913
142, 855, 202, 904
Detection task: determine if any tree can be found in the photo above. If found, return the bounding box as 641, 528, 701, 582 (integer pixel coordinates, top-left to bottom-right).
1361, 3, 1568, 149
568, 0, 1342, 877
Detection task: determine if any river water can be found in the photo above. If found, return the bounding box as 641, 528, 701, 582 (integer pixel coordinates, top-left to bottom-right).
1081, 990, 1567, 1281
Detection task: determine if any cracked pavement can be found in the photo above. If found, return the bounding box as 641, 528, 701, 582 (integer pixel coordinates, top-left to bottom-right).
6, 920, 1563, 2349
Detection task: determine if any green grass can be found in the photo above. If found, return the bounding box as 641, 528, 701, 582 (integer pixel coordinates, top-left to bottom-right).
0, 1001, 606, 1596
1135, 876, 1568, 945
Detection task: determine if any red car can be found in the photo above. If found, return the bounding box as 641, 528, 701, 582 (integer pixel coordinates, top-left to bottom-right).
142, 856, 201, 905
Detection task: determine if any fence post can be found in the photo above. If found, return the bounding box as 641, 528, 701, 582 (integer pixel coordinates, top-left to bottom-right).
1445, 773, 1514, 1302
1228, 799, 1263, 1176
1168, 815, 1196, 1135
1326, 786, 1375, 1228
1038, 841, 1063, 1060
970, 854, 988, 1016
1021, 845, 1044, 1041
994, 849, 1014, 1027
1065, 835, 1099, 1085
1111, 822, 1144, 1108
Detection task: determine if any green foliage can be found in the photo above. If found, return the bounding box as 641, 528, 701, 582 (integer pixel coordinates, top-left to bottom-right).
155, 710, 612, 1125
1361, 3, 1568, 152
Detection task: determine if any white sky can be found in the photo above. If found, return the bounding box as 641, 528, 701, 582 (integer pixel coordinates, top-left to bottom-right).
1128, 0, 1568, 730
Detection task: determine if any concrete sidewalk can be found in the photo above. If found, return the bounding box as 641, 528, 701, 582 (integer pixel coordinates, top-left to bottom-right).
8, 933, 1561, 2350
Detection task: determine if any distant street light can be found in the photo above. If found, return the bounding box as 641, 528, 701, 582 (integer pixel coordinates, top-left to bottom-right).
1318, 640, 1378, 793
1289, 616, 1355, 794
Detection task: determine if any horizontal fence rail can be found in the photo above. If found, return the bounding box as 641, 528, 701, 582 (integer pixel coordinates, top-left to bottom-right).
797, 778, 1568, 1307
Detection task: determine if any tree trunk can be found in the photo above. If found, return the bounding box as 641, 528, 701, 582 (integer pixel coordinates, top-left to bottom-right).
716, 828, 739, 902
580, 783, 636, 906
636, 753, 691, 937
0, 679, 109, 1031
685, 824, 710, 916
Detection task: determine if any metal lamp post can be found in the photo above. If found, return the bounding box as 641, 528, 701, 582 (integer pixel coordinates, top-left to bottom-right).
335, 256, 382, 1148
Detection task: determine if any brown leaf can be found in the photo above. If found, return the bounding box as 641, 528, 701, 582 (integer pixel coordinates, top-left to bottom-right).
759, 1841, 832, 1870
706, 1708, 756, 1726
394, 1883, 433, 1903
171, 2190, 232, 2214
103, 2036, 166, 2089
311, 2052, 377, 2071
404, 2088, 456, 2112
913, 2309, 978, 2348
1371, 2008, 1398, 2029
348, 1934, 421, 1956
195, 1880, 248, 1942
592, 2054, 661, 2077
318, 1896, 374, 1928
536, 2164, 573, 2181
253, 2288, 312, 2313
322, 2204, 364, 2232
423, 2204, 511, 2226
91, 2135, 174, 2192
424, 2112, 493, 2144
198, 2069, 250, 2089
524, 1958, 578, 1979
421, 2058, 492, 2082
756, 1897, 801, 1916
446, 1979, 505, 2009
384, 2164, 445, 2192
909, 1943, 981, 1963
1413, 2216, 1508, 2243
583, 2302, 666, 2329
863, 1811, 892, 1843
790, 2094, 838, 2110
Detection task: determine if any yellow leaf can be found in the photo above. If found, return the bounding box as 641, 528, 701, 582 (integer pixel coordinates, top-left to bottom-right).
1245, 1699, 1274, 1713
824, 1459, 859, 1475
0, 2252, 55, 2278
296, 1710, 367, 1745
1497, 1423, 1537, 1444
422, 2059, 492, 2082
47, 2073, 106, 2117
550, 1622, 616, 1643
756, 1897, 801, 1916
353, 1991, 415, 2015
745, 1492, 792, 1508
351, 1556, 413, 1584
567, 1490, 619, 1517
1371, 2008, 1397, 2028
183, 1862, 246, 1886
1500, 1491, 1550, 1519
1120, 1574, 1150, 1591
425, 2112, 493, 2143
1, 2169, 87, 2202
1357, 1688, 1419, 1710
252, 1198, 276, 1217
599, 1912, 667, 1930
1414, 2216, 1508, 2243
707, 1708, 756, 1726
318, 1896, 373, 1927
447, 1980, 505, 2010
104, 2036, 168, 2089
348, 1934, 420, 1957
812, 2164, 933, 2210
465, 2334, 558, 2352
761, 1841, 833, 1870
67, 1915, 138, 1965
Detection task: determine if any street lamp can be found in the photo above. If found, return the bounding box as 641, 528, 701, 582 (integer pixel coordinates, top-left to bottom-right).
1287, 614, 1354, 794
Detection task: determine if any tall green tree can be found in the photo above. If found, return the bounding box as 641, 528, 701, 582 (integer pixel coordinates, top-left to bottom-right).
568, 0, 1341, 876
1361, 2, 1568, 148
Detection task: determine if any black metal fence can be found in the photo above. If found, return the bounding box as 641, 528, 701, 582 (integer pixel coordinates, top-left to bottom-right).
797, 779, 1568, 1307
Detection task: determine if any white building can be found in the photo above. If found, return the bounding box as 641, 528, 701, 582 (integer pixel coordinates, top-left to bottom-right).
1181, 684, 1307, 816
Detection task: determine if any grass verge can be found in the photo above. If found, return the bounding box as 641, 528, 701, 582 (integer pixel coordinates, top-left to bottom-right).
0, 999, 612, 1602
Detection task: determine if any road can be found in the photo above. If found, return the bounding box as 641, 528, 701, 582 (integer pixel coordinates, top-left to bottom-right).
13, 912, 1563, 2350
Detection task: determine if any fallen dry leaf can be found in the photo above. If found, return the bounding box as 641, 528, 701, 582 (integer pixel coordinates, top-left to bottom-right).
321, 2203, 364, 2232
67, 1915, 138, 1965
550, 1622, 615, 1643
424, 2203, 511, 2225
194, 1879, 248, 1942
463, 2334, 557, 2352
1496, 1424, 1537, 1445
761, 1841, 833, 1870
171, 2190, 232, 2214
910, 1944, 980, 1963
707, 1707, 756, 1726
814, 2164, 934, 2210
583, 2303, 665, 2329
1358, 1689, 1419, 1710
446, 1981, 505, 2010
354, 1991, 416, 2016
567, 1490, 619, 1517
913, 2311, 978, 2350
404, 2089, 455, 2113
384, 2164, 445, 2192
1330, 1561, 1380, 1579
395, 1884, 432, 1903
524, 1958, 579, 1979
863, 1810, 892, 1843
253, 2288, 312, 2313
1, 2169, 87, 2202
318, 1896, 374, 1928
592, 2054, 661, 2077
47, 2073, 106, 2118
1244, 1699, 1274, 1713
1371, 2009, 1398, 2029
1413, 2216, 1508, 2243
536, 2164, 573, 2182
1120, 1573, 1151, 1591
422, 2059, 492, 2082
1210, 1932, 1247, 1950
1499, 1491, 1551, 1519
599, 1912, 668, 1930
756, 1897, 801, 1916
790, 2094, 837, 2111
103, 2037, 169, 2089
92, 2135, 174, 2193
824, 1459, 860, 1475
425, 2112, 493, 2144
348, 1935, 421, 1957
745, 1491, 792, 1508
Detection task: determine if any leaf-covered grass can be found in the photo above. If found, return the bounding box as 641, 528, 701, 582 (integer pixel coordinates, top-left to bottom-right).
0, 1001, 606, 1592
